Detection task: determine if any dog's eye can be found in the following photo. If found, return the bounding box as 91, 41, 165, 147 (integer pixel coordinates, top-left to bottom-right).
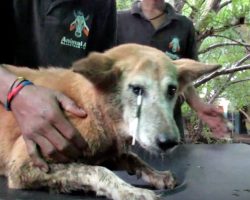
167, 85, 177, 98
129, 84, 144, 96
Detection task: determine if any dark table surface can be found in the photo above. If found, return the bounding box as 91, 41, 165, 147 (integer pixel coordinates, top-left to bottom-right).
1, 144, 250, 200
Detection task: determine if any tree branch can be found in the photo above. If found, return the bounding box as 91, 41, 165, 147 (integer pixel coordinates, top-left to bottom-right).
208, 73, 233, 103
218, 0, 232, 11
230, 78, 250, 85
234, 54, 250, 66
208, 77, 250, 104
224, 64, 250, 74
195, 64, 250, 87
199, 42, 250, 54
210, 34, 244, 43
197, 15, 245, 43
239, 109, 250, 123
172, 0, 186, 13
195, 0, 222, 31
183, 0, 198, 12
185, 0, 200, 20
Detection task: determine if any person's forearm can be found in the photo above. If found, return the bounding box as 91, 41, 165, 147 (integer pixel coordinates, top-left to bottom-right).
184, 85, 204, 111
0, 65, 17, 104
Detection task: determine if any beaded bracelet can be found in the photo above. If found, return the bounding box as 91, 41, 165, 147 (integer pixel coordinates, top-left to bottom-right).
5, 77, 33, 111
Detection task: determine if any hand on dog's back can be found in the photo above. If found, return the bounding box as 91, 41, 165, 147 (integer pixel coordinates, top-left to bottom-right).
11, 84, 88, 172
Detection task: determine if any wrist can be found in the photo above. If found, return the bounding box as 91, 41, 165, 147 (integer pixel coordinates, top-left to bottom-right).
186, 94, 206, 111
184, 86, 205, 111
0, 66, 17, 103
5, 77, 34, 111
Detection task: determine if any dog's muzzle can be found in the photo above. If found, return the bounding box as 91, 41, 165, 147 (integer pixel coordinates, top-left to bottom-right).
156, 133, 178, 151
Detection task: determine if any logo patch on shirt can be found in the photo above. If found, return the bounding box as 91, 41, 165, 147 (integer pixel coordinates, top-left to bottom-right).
70, 10, 89, 38
165, 37, 180, 60
60, 10, 90, 50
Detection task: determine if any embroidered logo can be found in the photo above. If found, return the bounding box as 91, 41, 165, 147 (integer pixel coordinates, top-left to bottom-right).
60, 10, 90, 50
165, 37, 180, 60
169, 37, 180, 53
70, 10, 89, 38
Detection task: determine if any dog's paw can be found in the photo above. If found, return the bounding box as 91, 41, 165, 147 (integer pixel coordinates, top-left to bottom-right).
117, 187, 159, 200
147, 170, 177, 189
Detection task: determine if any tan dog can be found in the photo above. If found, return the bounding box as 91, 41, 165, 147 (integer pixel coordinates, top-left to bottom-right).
0, 44, 219, 200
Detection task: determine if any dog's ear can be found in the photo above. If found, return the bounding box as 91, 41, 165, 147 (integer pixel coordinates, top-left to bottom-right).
173, 59, 220, 91
72, 52, 121, 89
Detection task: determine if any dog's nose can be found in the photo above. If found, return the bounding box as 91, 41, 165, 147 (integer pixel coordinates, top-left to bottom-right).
156, 133, 178, 151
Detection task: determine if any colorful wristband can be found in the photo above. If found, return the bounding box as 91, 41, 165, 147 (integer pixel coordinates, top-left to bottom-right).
5, 78, 33, 111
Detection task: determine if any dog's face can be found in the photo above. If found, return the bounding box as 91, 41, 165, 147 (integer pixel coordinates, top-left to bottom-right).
120, 55, 180, 153
72, 44, 220, 154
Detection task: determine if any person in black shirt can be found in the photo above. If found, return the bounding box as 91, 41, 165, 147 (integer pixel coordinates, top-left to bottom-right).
0, 0, 116, 171
117, 0, 228, 139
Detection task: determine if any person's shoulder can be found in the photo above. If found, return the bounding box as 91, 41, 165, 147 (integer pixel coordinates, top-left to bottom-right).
93, 0, 116, 16
95, 0, 115, 3
98, 0, 115, 5
94, 0, 116, 9
118, 9, 131, 16
166, 3, 194, 27
103, 0, 116, 5
176, 14, 193, 23
118, 1, 139, 17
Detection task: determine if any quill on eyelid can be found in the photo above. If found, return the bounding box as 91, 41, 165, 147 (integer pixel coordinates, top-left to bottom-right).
132, 90, 143, 145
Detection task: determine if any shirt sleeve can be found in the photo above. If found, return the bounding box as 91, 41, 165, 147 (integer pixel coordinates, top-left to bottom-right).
102, 0, 117, 50
186, 20, 198, 60
0, 1, 15, 64
87, 0, 117, 53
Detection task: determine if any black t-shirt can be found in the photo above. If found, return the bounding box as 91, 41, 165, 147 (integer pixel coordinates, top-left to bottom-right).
1, 0, 116, 68
117, 1, 197, 60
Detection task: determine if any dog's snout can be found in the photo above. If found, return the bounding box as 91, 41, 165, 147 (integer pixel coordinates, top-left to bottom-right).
156, 133, 178, 151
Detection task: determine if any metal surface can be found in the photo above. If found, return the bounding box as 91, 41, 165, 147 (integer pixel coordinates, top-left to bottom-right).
1, 144, 250, 200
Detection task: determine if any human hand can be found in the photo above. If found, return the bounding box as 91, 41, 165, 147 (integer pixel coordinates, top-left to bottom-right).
11, 85, 88, 172
196, 103, 230, 138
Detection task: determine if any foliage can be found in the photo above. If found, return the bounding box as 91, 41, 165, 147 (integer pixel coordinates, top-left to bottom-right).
117, 0, 134, 10
182, 0, 250, 140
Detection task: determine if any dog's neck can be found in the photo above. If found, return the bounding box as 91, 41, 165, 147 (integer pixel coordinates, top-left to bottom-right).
64, 75, 129, 162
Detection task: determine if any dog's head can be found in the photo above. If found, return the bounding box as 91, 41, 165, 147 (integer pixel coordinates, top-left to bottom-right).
72, 44, 220, 154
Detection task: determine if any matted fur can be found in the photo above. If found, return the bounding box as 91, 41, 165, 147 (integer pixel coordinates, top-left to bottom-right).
0, 44, 219, 200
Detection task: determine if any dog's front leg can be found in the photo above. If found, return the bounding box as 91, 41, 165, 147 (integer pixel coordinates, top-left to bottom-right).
9, 163, 159, 200
117, 152, 176, 189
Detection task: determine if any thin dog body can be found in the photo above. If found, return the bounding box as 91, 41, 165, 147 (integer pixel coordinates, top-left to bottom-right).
0, 44, 219, 200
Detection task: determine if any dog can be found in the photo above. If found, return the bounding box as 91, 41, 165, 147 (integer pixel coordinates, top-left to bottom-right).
0, 44, 219, 200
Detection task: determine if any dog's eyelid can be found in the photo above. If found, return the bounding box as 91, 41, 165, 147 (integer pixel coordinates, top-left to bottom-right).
128, 84, 145, 96
169, 84, 177, 90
